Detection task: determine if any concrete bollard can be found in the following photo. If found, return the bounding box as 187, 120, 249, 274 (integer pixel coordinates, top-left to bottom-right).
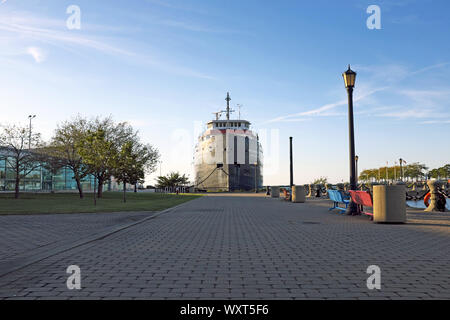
425, 180, 447, 212
271, 187, 280, 198
292, 185, 306, 203
373, 184, 406, 223
306, 184, 313, 197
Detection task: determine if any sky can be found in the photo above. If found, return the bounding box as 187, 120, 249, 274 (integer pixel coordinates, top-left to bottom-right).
0, 0, 449, 186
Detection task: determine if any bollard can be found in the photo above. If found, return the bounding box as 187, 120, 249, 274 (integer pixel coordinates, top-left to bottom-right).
425, 180, 447, 212
291, 185, 306, 203
271, 186, 280, 198
306, 184, 313, 197
373, 184, 406, 223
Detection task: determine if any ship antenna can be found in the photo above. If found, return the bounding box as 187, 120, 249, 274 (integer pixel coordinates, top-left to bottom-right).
225, 92, 231, 120
236, 104, 242, 120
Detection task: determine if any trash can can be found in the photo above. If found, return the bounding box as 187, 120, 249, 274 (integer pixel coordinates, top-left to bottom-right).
271, 187, 280, 198
292, 185, 306, 203
373, 185, 406, 223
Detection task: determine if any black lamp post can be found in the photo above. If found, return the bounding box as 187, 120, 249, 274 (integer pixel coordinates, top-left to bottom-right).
342, 65, 359, 215
289, 137, 293, 201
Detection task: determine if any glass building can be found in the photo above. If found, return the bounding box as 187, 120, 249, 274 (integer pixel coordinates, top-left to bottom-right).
0, 149, 130, 192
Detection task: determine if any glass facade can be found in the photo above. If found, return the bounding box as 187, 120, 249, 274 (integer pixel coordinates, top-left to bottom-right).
0, 149, 135, 192
0, 156, 97, 191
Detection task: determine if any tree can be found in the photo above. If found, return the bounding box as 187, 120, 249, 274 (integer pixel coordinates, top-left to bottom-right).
156, 172, 190, 188
0, 124, 43, 198
112, 140, 159, 202
311, 177, 328, 185
47, 116, 90, 198
76, 117, 136, 198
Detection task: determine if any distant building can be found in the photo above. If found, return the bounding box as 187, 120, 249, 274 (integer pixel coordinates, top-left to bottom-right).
0, 147, 133, 192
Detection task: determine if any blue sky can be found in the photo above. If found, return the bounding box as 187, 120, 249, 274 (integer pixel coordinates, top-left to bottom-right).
1, 0, 449, 185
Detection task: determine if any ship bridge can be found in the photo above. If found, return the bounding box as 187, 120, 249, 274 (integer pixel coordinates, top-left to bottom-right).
207, 120, 250, 130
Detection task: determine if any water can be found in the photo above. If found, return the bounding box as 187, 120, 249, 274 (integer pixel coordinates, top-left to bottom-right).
407, 199, 450, 210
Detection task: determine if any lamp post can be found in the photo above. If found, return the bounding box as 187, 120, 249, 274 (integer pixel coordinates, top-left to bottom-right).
399, 158, 404, 181
386, 161, 389, 183
342, 65, 358, 215
254, 161, 258, 193
394, 161, 397, 181
28, 115, 36, 150
355, 155, 359, 189
289, 137, 293, 201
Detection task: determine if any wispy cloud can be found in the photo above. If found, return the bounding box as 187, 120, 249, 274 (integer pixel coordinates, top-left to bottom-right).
0, 11, 214, 79
263, 87, 387, 124
264, 61, 449, 125
26, 46, 46, 63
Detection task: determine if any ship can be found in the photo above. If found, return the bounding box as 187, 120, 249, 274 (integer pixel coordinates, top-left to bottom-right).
194, 92, 263, 192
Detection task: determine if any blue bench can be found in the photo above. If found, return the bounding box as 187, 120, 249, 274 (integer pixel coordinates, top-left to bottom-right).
327, 190, 350, 213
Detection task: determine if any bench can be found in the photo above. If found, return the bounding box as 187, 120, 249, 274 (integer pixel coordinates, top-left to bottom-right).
281, 188, 291, 201
327, 190, 350, 213
349, 190, 373, 219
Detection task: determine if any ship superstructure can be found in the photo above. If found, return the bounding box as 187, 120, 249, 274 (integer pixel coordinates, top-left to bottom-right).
194, 93, 263, 191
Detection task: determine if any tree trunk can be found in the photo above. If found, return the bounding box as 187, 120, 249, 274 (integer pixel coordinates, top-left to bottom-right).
97, 177, 104, 198
123, 183, 126, 203
75, 176, 84, 199
134, 183, 137, 193
14, 176, 20, 199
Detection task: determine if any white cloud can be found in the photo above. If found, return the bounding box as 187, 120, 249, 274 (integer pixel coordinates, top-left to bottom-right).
26, 46, 46, 63
0, 11, 214, 79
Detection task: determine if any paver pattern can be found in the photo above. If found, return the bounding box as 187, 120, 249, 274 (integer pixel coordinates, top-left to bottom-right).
0, 195, 449, 300
0, 212, 153, 262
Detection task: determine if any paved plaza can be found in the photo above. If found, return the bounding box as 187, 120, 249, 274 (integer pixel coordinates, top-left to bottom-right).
0, 195, 449, 300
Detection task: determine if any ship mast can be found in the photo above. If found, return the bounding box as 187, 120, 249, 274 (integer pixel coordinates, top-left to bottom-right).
225, 92, 231, 120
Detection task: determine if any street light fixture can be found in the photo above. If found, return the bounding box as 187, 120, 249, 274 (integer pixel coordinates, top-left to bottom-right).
342, 65, 358, 215
28, 115, 36, 150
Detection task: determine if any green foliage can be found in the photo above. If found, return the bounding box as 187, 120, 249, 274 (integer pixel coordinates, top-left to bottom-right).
430, 164, 450, 179
156, 172, 190, 188
0, 124, 44, 198
360, 162, 432, 182
311, 176, 328, 185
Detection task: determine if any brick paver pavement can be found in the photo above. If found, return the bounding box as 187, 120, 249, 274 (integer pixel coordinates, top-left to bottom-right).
0, 211, 154, 263
0, 195, 449, 300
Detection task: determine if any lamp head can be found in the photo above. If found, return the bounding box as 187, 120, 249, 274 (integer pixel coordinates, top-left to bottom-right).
343, 65, 357, 88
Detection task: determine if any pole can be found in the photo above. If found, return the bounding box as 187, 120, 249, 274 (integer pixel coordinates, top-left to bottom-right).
399, 158, 403, 181
28, 115, 35, 150
289, 137, 293, 187
386, 161, 388, 183
254, 163, 257, 193
93, 175, 97, 206
394, 162, 397, 181
289, 137, 293, 200
346, 87, 358, 215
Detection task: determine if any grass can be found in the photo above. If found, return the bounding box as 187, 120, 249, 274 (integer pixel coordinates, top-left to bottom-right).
0, 192, 202, 215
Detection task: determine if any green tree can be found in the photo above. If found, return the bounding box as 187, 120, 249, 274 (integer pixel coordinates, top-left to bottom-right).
76, 117, 136, 198
0, 124, 44, 199
311, 176, 328, 185
156, 172, 190, 188
47, 116, 90, 198
112, 140, 159, 202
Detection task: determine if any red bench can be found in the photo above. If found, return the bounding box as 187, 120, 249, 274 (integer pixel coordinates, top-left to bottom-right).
349, 190, 373, 219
